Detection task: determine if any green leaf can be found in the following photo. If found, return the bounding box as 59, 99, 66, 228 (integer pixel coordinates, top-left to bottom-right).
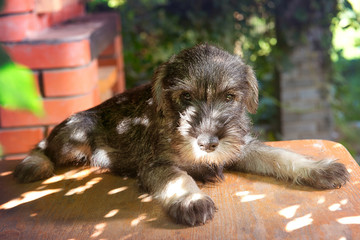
0, 63, 44, 116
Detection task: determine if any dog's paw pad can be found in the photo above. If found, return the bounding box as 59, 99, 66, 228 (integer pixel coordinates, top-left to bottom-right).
168, 193, 216, 226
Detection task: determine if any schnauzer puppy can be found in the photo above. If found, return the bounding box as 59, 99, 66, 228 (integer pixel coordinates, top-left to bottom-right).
14, 44, 349, 226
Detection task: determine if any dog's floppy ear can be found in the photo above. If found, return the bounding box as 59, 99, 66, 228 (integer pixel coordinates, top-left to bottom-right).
244, 65, 259, 114
152, 55, 176, 112
152, 62, 167, 112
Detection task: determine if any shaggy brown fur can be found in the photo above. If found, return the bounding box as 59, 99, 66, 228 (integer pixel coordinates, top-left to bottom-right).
14, 44, 349, 226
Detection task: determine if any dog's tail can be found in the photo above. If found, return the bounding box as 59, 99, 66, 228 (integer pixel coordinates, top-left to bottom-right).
14, 142, 54, 183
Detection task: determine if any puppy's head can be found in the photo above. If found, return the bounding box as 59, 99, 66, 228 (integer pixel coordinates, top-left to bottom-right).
152, 44, 258, 166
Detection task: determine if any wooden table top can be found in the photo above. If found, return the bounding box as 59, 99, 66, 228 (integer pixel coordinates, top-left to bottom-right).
0, 140, 359, 239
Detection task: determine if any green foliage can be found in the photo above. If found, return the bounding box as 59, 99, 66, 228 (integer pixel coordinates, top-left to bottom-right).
331, 0, 360, 161
0, 62, 44, 116
88, 0, 280, 130
332, 54, 360, 159
0, 0, 44, 154
0, 0, 44, 117
88, 0, 358, 147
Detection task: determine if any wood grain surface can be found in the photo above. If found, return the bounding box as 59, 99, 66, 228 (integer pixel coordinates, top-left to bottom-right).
0, 140, 359, 239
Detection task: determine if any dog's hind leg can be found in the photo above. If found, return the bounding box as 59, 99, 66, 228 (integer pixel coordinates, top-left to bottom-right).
14, 113, 97, 183
228, 140, 350, 189
13, 143, 55, 183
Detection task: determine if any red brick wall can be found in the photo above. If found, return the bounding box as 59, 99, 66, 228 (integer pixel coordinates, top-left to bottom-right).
0, 0, 124, 160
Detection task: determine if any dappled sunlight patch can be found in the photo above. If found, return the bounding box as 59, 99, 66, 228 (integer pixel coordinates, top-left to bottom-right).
317, 196, 326, 204
0, 188, 62, 209
313, 143, 323, 149
189, 193, 203, 202
285, 213, 313, 232
138, 193, 153, 202
108, 186, 128, 195
42, 175, 66, 184
69, 168, 100, 180
329, 203, 342, 211
241, 194, 265, 203
328, 198, 348, 211
278, 205, 300, 219
131, 213, 147, 227
36, 185, 47, 190
104, 209, 119, 218
234, 191, 265, 202
70, 129, 87, 142
333, 143, 343, 149
120, 233, 138, 240
234, 191, 249, 197
90, 222, 106, 238
65, 177, 102, 196
336, 216, 360, 225
41, 168, 101, 185
0, 171, 12, 177
163, 177, 187, 199
146, 217, 157, 222
116, 116, 149, 135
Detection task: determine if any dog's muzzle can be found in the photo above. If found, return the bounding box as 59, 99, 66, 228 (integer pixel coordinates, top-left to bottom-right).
197, 134, 219, 153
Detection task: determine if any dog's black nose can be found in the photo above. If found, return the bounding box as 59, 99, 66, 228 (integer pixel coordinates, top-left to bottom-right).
197, 134, 219, 152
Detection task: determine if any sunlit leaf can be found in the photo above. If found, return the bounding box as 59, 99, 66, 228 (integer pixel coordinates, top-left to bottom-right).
0, 63, 44, 116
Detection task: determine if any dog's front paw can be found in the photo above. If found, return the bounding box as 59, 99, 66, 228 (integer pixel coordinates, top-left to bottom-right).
299, 160, 350, 189
167, 193, 216, 226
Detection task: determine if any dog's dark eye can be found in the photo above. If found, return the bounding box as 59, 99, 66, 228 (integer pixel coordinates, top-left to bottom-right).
181, 92, 192, 101
226, 93, 235, 102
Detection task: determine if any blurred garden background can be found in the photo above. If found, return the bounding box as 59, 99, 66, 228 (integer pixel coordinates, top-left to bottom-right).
88, 0, 360, 162
1, 0, 359, 163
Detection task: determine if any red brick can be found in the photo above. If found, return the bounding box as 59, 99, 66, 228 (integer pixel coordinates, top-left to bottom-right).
0, 13, 40, 42
42, 1, 85, 26
114, 35, 123, 56
1, 0, 35, 14
35, 0, 80, 13
0, 88, 99, 128
3, 40, 91, 69
46, 125, 56, 137
31, 71, 41, 95
93, 86, 101, 106
0, 127, 44, 155
43, 60, 98, 97
98, 58, 117, 66
100, 43, 116, 57
113, 35, 124, 72
100, 36, 121, 57
113, 69, 126, 94
99, 35, 123, 63
0, 2, 84, 42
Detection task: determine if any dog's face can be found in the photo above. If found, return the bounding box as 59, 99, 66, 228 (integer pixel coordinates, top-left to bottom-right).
152, 44, 258, 167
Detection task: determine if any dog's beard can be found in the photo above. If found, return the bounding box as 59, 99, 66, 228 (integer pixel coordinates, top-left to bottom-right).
174, 107, 243, 167
186, 137, 242, 165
